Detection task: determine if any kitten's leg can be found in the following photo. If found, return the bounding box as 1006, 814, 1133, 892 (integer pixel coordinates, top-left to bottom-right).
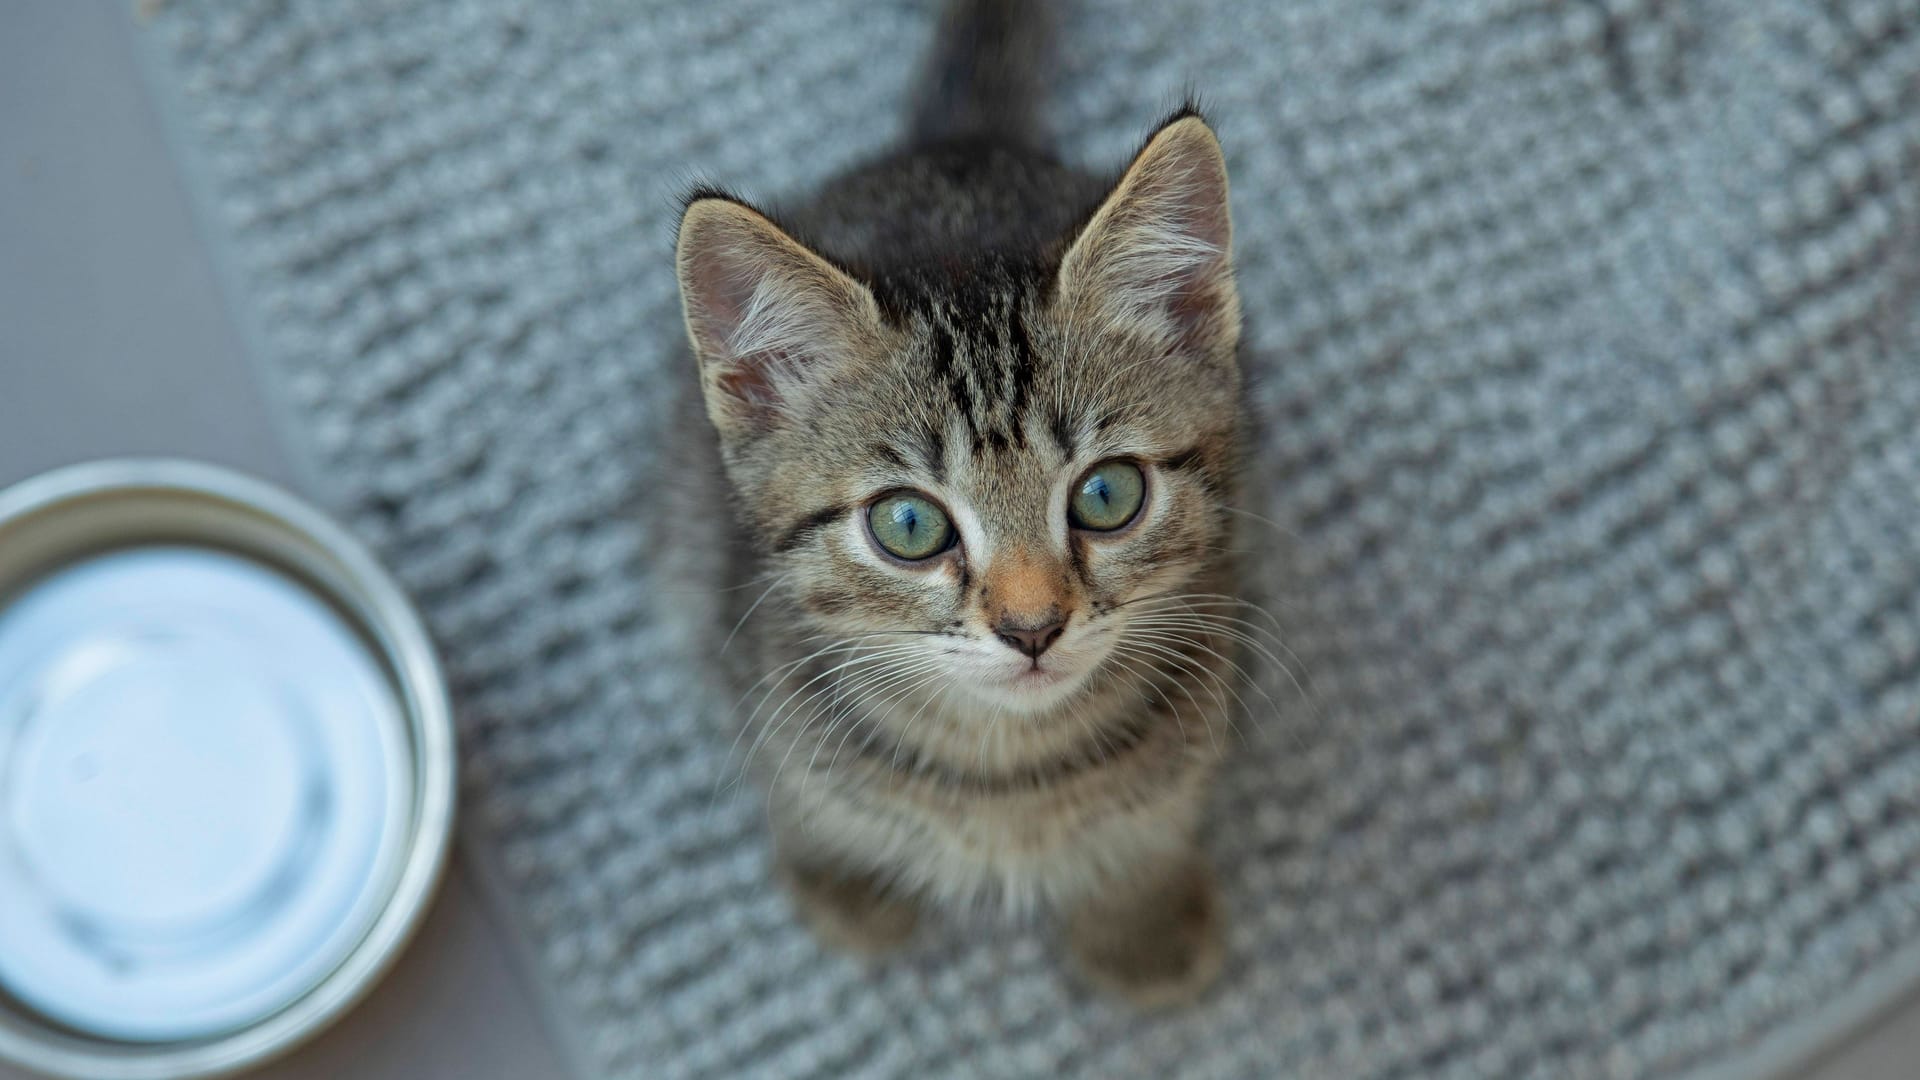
776, 855, 920, 955
1066, 851, 1224, 1008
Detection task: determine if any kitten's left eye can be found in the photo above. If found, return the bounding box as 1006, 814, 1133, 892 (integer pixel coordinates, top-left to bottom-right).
867, 491, 955, 561
1069, 460, 1146, 532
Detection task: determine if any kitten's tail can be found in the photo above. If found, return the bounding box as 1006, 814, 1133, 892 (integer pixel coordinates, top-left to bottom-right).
906, 0, 1054, 150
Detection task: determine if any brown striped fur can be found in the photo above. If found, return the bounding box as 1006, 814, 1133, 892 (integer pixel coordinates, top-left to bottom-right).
674, 0, 1245, 1007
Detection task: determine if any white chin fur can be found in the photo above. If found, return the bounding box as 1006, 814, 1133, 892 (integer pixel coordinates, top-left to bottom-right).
945, 648, 1105, 715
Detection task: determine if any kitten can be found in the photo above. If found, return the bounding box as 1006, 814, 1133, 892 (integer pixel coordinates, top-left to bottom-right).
675, 0, 1244, 1007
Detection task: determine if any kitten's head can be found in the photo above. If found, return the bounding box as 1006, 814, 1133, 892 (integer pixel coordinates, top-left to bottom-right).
676, 114, 1242, 713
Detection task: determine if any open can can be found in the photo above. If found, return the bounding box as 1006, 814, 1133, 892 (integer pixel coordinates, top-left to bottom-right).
0, 460, 456, 1079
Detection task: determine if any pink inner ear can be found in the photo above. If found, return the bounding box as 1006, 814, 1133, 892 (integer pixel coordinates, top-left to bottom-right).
1169, 242, 1231, 348
683, 241, 756, 360
1061, 119, 1236, 353
1135, 202, 1233, 351
1168, 277, 1224, 345
714, 348, 790, 408
683, 229, 796, 416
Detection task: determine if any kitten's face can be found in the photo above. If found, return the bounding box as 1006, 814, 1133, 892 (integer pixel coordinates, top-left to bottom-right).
678, 116, 1241, 714
748, 303, 1238, 712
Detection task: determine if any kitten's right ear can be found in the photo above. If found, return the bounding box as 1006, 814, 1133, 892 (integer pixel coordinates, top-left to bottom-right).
1054, 112, 1239, 360
675, 196, 886, 441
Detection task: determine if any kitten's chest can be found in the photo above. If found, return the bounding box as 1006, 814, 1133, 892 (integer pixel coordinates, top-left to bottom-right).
816, 761, 1212, 911
776, 695, 1219, 909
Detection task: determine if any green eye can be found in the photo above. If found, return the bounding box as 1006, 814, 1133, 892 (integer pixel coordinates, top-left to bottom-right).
1069, 460, 1146, 531
867, 491, 955, 561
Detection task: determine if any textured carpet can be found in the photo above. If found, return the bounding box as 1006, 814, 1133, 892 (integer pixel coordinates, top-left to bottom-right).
143, 1, 1920, 1077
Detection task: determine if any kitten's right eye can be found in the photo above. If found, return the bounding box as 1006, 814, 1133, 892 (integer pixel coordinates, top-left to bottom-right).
866, 491, 955, 562
1069, 460, 1146, 532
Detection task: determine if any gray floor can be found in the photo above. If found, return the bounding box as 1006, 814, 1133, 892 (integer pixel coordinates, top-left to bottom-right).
0, 4, 566, 1079
0, 2, 1911, 1078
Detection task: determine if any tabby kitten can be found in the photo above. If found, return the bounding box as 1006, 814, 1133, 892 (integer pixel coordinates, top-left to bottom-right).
675, 0, 1244, 1006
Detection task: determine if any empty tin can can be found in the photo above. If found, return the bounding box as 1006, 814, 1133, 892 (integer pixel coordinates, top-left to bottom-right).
0, 460, 455, 1079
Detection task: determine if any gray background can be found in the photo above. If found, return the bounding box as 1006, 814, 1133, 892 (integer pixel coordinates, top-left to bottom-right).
0, 3, 564, 1078
0, 3, 1909, 1078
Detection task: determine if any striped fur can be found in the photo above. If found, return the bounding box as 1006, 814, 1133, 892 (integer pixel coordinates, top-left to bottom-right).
675, 2, 1245, 1006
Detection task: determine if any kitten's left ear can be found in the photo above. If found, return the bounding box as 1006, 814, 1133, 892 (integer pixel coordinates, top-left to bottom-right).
1055, 112, 1240, 358
675, 195, 888, 442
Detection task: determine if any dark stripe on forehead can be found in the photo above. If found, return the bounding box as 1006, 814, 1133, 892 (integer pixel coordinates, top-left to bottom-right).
912, 290, 1056, 457
928, 316, 985, 453
977, 298, 1012, 453
961, 296, 1029, 454
1004, 293, 1037, 441
870, 442, 907, 470
775, 503, 846, 552
976, 298, 1003, 349
1048, 406, 1075, 457
914, 422, 946, 483
928, 316, 956, 384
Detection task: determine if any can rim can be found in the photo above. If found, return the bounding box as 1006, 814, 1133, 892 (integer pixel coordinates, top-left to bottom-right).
0, 459, 457, 1080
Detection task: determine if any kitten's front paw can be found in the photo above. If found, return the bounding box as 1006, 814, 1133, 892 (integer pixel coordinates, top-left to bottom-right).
779, 859, 920, 956
1067, 857, 1224, 1009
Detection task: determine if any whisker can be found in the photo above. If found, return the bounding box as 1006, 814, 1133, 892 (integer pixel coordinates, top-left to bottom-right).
1062, 673, 1124, 765
800, 654, 948, 796
1120, 593, 1320, 696
710, 638, 886, 803
1108, 639, 1229, 753
1100, 653, 1190, 753
1126, 613, 1323, 721
721, 573, 791, 653
1122, 628, 1273, 729
889, 669, 957, 774
975, 697, 1009, 778
1116, 590, 1292, 626
771, 656, 925, 797
752, 646, 925, 758
733, 643, 927, 793
1123, 625, 1319, 759
656, 566, 788, 598
1222, 504, 1305, 543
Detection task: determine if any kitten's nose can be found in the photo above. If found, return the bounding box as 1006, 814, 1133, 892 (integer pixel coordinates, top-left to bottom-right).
995, 619, 1066, 659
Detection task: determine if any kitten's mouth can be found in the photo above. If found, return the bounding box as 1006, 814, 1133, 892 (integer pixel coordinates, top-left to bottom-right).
1012, 665, 1065, 687
959, 653, 1099, 714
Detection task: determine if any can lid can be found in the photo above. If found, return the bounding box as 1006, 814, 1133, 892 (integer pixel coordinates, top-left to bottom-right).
0, 545, 410, 1042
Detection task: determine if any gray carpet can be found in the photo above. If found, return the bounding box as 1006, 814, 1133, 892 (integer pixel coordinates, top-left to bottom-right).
143, 1, 1920, 1077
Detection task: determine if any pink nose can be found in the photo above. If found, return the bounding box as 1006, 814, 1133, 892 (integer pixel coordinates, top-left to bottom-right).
995, 619, 1066, 659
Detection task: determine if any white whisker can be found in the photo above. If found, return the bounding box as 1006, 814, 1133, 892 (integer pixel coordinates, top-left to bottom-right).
734, 643, 926, 793
721, 573, 791, 653
1108, 638, 1228, 754
1126, 613, 1322, 722
800, 654, 948, 796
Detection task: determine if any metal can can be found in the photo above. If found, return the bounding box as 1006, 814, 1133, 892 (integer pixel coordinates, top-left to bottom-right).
0, 460, 456, 1079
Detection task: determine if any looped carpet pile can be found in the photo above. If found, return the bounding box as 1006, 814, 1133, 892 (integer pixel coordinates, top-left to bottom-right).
146, 1, 1920, 1076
